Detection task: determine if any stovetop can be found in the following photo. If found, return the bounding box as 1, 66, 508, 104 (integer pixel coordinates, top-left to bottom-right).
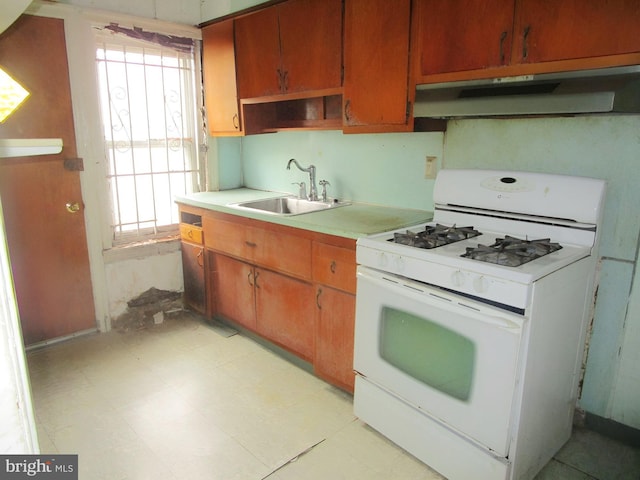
391, 224, 481, 249
462, 235, 562, 267
389, 224, 564, 268
358, 221, 591, 285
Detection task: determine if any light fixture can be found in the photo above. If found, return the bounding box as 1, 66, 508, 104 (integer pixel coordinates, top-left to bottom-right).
0, 66, 30, 123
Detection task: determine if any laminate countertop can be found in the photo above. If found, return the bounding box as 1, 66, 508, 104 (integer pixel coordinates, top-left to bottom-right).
175, 189, 432, 239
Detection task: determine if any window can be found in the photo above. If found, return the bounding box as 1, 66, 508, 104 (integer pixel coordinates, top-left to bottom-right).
95, 31, 203, 243
380, 306, 475, 401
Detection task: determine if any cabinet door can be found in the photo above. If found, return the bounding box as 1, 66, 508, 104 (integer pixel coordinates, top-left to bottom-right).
181, 242, 206, 314
235, 6, 282, 98
513, 0, 640, 64
255, 268, 315, 361
202, 20, 242, 135
343, 0, 412, 130
415, 0, 515, 76
315, 287, 356, 392
278, 0, 343, 94
211, 254, 256, 330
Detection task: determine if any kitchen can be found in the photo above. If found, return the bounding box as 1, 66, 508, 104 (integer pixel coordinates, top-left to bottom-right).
0, 0, 639, 478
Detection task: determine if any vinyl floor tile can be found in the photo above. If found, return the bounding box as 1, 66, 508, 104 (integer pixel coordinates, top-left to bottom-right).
27, 313, 640, 480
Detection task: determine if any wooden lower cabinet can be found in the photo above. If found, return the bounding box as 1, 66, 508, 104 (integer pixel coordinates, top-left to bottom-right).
210, 253, 256, 330
190, 205, 358, 392
255, 268, 315, 361
315, 286, 356, 393
210, 252, 315, 361
181, 241, 206, 315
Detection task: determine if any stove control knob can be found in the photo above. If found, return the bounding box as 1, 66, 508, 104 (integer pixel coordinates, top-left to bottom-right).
473, 275, 489, 293
451, 271, 465, 287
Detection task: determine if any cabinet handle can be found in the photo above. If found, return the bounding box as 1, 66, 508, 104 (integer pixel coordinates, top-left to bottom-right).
254, 270, 260, 289
316, 288, 322, 309
245, 241, 257, 248
282, 70, 288, 92
344, 99, 351, 123
522, 25, 531, 60
247, 270, 254, 287
276, 68, 283, 91
499, 31, 508, 64
232, 113, 239, 130
196, 248, 204, 268
330, 260, 337, 274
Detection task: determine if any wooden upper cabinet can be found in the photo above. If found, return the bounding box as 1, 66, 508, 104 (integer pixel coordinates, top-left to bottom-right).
415, 0, 515, 76
343, 0, 412, 131
414, 0, 640, 83
235, 6, 282, 98
202, 20, 242, 135
512, 0, 640, 65
235, 0, 343, 99
278, 0, 343, 94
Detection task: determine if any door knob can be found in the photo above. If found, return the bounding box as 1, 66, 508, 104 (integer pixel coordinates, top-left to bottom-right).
65, 202, 81, 213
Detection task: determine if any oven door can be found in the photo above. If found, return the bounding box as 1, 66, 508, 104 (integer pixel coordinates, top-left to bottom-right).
354, 266, 524, 456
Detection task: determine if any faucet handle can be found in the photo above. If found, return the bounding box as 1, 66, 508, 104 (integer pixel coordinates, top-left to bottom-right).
292, 182, 307, 200
319, 180, 330, 202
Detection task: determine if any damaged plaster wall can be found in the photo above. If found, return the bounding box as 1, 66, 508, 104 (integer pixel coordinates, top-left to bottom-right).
104, 249, 183, 325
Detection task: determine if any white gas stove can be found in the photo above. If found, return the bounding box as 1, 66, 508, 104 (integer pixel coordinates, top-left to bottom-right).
357, 169, 605, 308
353, 169, 606, 480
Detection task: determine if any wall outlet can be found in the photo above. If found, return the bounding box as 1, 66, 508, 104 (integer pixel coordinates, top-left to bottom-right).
425, 156, 437, 179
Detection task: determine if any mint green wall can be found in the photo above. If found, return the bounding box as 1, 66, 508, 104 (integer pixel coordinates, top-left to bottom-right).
202, 0, 270, 22
243, 131, 444, 209
212, 114, 640, 429
219, 130, 445, 209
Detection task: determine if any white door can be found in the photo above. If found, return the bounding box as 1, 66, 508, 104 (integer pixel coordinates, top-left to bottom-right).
354, 266, 524, 456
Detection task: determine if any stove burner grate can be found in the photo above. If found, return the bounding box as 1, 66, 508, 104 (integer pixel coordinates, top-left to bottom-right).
391, 224, 481, 249
462, 236, 562, 267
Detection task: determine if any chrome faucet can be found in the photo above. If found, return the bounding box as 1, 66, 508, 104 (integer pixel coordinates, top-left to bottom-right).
286, 158, 318, 201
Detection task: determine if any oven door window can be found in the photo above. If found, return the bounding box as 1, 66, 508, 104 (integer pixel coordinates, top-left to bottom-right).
380, 306, 475, 402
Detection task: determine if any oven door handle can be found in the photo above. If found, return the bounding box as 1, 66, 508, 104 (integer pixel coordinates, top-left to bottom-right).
453, 300, 522, 331
472, 311, 521, 331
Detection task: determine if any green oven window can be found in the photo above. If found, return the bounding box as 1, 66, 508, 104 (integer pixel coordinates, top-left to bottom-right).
380, 306, 476, 401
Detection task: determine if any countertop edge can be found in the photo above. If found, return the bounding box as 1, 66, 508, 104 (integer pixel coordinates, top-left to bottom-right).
175, 189, 433, 239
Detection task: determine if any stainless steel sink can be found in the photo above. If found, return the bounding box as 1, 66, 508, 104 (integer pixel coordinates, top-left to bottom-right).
229, 195, 348, 216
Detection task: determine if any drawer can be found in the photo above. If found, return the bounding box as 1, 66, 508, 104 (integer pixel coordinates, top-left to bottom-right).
312, 242, 356, 294
180, 223, 203, 244
203, 216, 262, 261
204, 215, 311, 280
260, 229, 311, 280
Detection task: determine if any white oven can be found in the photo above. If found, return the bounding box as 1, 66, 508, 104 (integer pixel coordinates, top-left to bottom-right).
354, 266, 523, 456
353, 169, 607, 480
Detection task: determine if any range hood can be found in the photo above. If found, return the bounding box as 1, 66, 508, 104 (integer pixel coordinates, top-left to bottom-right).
414, 65, 640, 118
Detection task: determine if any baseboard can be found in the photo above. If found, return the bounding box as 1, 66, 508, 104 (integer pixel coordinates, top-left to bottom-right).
585, 412, 640, 448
